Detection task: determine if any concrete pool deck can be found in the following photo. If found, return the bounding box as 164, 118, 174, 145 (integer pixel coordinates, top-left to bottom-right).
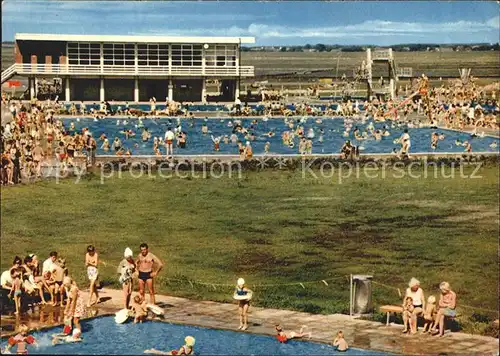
1, 288, 498, 355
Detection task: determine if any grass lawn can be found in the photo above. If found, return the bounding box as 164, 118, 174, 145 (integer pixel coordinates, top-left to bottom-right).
1, 164, 498, 333
241, 51, 500, 77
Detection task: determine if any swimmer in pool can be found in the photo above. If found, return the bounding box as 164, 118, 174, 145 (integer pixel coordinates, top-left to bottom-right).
463, 141, 472, 153
144, 336, 195, 355
264, 142, 270, 154
112, 137, 122, 152
142, 128, 151, 142
201, 123, 208, 135
332, 331, 348, 352
101, 138, 110, 152
211, 135, 221, 152
52, 328, 82, 345
306, 139, 313, 155
5, 324, 38, 354
237, 141, 245, 159
431, 132, 439, 150
318, 129, 324, 143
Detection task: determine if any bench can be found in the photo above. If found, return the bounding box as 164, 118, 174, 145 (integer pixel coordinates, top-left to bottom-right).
380, 305, 403, 326
380, 304, 461, 333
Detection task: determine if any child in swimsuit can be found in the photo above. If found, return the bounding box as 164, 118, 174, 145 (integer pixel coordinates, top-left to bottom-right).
144, 336, 195, 355
237, 141, 245, 159
332, 330, 348, 352
422, 295, 437, 333
233, 278, 252, 330
9, 269, 23, 315
244, 142, 253, 160
42, 271, 56, 305
131, 295, 148, 323
275, 325, 311, 343
211, 135, 221, 152
5, 324, 37, 354
52, 328, 82, 345
264, 142, 270, 154
85, 245, 100, 307
402, 296, 415, 333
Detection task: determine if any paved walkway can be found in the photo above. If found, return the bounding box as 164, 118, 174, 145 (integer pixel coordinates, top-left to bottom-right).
1, 288, 498, 355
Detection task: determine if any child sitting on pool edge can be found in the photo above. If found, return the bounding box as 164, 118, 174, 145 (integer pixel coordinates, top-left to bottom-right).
131, 294, 148, 323
144, 335, 195, 355
275, 324, 311, 343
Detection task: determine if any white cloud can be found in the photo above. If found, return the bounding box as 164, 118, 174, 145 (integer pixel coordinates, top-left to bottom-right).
2, 1, 498, 44
130, 18, 497, 40
486, 16, 500, 29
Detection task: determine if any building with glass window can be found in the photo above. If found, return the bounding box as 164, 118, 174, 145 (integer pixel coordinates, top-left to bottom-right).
1, 33, 255, 102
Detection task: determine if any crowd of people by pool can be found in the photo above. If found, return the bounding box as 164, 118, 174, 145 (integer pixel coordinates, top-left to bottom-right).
1, 74, 498, 185
1, 239, 457, 355
2, 240, 461, 354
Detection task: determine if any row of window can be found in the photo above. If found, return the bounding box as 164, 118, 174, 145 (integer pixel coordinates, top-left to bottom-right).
67, 43, 238, 66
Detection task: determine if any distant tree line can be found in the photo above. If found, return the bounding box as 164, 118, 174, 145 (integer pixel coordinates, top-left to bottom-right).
241, 43, 500, 52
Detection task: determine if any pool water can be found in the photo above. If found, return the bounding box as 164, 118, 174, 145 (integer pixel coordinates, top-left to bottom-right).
1, 316, 390, 355
62, 117, 500, 156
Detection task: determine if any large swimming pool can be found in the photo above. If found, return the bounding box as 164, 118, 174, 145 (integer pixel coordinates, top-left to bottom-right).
2, 316, 390, 355
62, 117, 499, 156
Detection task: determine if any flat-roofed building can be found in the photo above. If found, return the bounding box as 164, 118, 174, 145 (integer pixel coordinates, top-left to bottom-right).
1, 33, 255, 102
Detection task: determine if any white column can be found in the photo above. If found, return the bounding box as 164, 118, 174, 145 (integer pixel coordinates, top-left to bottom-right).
235, 44, 240, 75
390, 78, 395, 100
235, 81, 240, 101
100, 43, 104, 74
134, 44, 138, 75
201, 79, 207, 103
29, 78, 35, 100
202, 45, 206, 76
65, 78, 70, 102
134, 78, 139, 102
168, 79, 173, 101
100, 78, 105, 101
168, 44, 172, 75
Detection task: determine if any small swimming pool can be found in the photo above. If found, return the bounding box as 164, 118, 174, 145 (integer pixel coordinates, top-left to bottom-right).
1, 316, 390, 355
61, 117, 500, 156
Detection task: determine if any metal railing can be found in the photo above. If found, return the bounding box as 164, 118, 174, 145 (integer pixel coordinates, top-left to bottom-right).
3, 63, 255, 78
1, 64, 17, 83
372, 50, 392, 61
396, 67, 413, 77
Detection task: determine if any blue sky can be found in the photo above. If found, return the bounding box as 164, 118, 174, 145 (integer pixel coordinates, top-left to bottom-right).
2, 1, 499, 45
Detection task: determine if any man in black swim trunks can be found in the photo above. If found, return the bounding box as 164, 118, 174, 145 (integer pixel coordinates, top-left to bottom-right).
136, 243, 163, 305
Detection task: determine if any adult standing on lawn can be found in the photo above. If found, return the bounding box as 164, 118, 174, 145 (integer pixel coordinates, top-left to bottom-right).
431, 282, 457, 337
403, 277, 425, 334
136, 243, 163, 305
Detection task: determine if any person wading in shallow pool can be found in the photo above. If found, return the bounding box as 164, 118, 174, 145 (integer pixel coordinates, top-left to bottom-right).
136, 243, 163, 305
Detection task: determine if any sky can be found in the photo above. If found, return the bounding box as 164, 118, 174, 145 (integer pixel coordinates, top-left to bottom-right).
2, 1, 499, 46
